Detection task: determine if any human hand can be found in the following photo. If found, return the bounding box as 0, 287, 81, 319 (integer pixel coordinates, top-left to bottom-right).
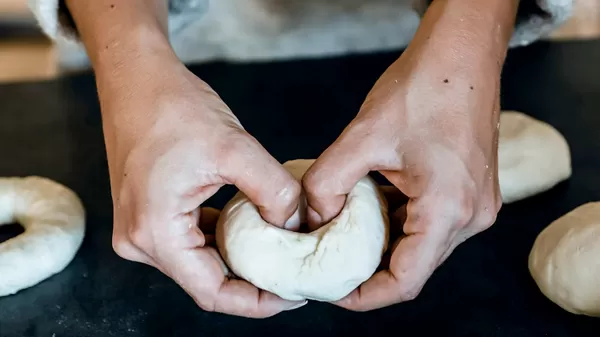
97, 56, 305, 317
302, 28, 505, 311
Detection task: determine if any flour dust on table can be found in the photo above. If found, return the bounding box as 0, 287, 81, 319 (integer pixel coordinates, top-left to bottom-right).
216, 159, 389, 302
0, 177, 86, 297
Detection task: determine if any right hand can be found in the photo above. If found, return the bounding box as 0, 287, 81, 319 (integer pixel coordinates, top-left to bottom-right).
98, 56, 305, 318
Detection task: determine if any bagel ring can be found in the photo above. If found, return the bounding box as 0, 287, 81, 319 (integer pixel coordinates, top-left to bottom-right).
0, 176, 85, 296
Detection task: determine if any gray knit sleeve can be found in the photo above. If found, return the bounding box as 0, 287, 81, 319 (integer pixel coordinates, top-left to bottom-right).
412, 0, 574, 47
27, 0, 206, 41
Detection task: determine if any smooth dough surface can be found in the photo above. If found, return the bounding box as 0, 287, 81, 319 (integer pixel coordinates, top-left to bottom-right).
498, 111, 571, 203
529, 202, 600, 316
216, 159, 389, 302
0, 176, 86, 296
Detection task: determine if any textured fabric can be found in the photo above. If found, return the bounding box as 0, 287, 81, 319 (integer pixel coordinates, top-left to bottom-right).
413, 0, 573, 47
27, 0, 573, 71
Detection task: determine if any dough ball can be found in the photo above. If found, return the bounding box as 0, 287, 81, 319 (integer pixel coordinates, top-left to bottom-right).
529, 202, 600, 316
0, 177, 86, 296
216, 159, 389, 302
498, 111, 571, 203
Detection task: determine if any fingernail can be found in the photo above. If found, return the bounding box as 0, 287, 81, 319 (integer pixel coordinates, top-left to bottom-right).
307, 207, 322, 227
285, 300, 308, 311
284, 207, 302, 231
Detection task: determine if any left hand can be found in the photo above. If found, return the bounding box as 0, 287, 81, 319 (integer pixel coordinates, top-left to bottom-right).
302, 36, 503, 311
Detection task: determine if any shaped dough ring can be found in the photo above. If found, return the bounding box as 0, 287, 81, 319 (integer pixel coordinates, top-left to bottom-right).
498, 111, 572, 204
0, 176, 85, 296
216, 159, 389, 302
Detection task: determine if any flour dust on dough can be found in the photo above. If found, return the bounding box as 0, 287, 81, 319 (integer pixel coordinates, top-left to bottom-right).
0, 177, 86, 296
498, 111, 571, 204
529, 202, 600, 316
216, 159, 389, 302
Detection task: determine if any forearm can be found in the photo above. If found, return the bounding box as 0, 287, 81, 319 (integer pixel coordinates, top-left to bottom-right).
65, 0, 175, 79
408, 0, 519, 74
391, 0, 519, 118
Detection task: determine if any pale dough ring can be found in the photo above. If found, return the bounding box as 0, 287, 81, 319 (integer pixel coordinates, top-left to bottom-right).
529, 202, 600, 317
0, 176, 86, 296
498, 111, 572, 204
216, 159, 389, 302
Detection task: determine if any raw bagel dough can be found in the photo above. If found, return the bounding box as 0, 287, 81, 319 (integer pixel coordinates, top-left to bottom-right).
529, 202, 600, 316
0, 177, 86, 296
216, 159, 389, 302
498, 111, 571, 203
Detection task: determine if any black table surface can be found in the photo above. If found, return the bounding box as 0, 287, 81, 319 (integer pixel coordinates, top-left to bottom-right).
1, 40, 599, 337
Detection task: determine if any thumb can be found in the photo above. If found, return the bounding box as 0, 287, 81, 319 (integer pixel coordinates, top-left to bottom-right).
220, 135, 301, 227
302, 128, 378, 228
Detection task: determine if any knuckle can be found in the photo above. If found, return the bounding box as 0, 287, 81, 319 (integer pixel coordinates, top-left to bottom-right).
455, 193, 476, 226
188, 290, 219, 314
119, 215, 153, 256
395, 285, 421, 303
401, 289, 420, 302
495, 194, 503, 213
474, 200, 502, 232
339, 295, 364, 312
472, 189, 503, 231
435, 191, 475, 229
127, 223, 146, 248
218, 128, 252, 159
111, 235, 129, 258
273, 179, 302, 207
479, 209, 498, 229
400, 282, 424, 301
348, 306, 370, 313
201, 302, 218, 314
111, 232, 138, 261
302, 169, 332, 200
194, 299, 217, 314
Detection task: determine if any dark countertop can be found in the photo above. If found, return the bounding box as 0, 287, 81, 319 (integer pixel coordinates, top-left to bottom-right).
0, 40, 599, 337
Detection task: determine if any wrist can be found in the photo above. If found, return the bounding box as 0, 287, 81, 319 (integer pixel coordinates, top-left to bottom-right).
407, 0, 519, 72
95, 49, 186, 124
93, 27, 179, 85
65, 0, 176, 81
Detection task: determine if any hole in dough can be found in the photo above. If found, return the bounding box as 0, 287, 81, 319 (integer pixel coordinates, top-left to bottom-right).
295, 222, 311, 234
0, 223, 25, 244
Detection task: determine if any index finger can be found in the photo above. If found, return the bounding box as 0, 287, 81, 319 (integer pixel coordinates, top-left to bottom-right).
302, 125, 380, 227
219, 135, 301, 227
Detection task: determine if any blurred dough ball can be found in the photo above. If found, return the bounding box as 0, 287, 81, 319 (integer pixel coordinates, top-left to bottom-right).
529, 202, 600, 316
498, 111, 571, 203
